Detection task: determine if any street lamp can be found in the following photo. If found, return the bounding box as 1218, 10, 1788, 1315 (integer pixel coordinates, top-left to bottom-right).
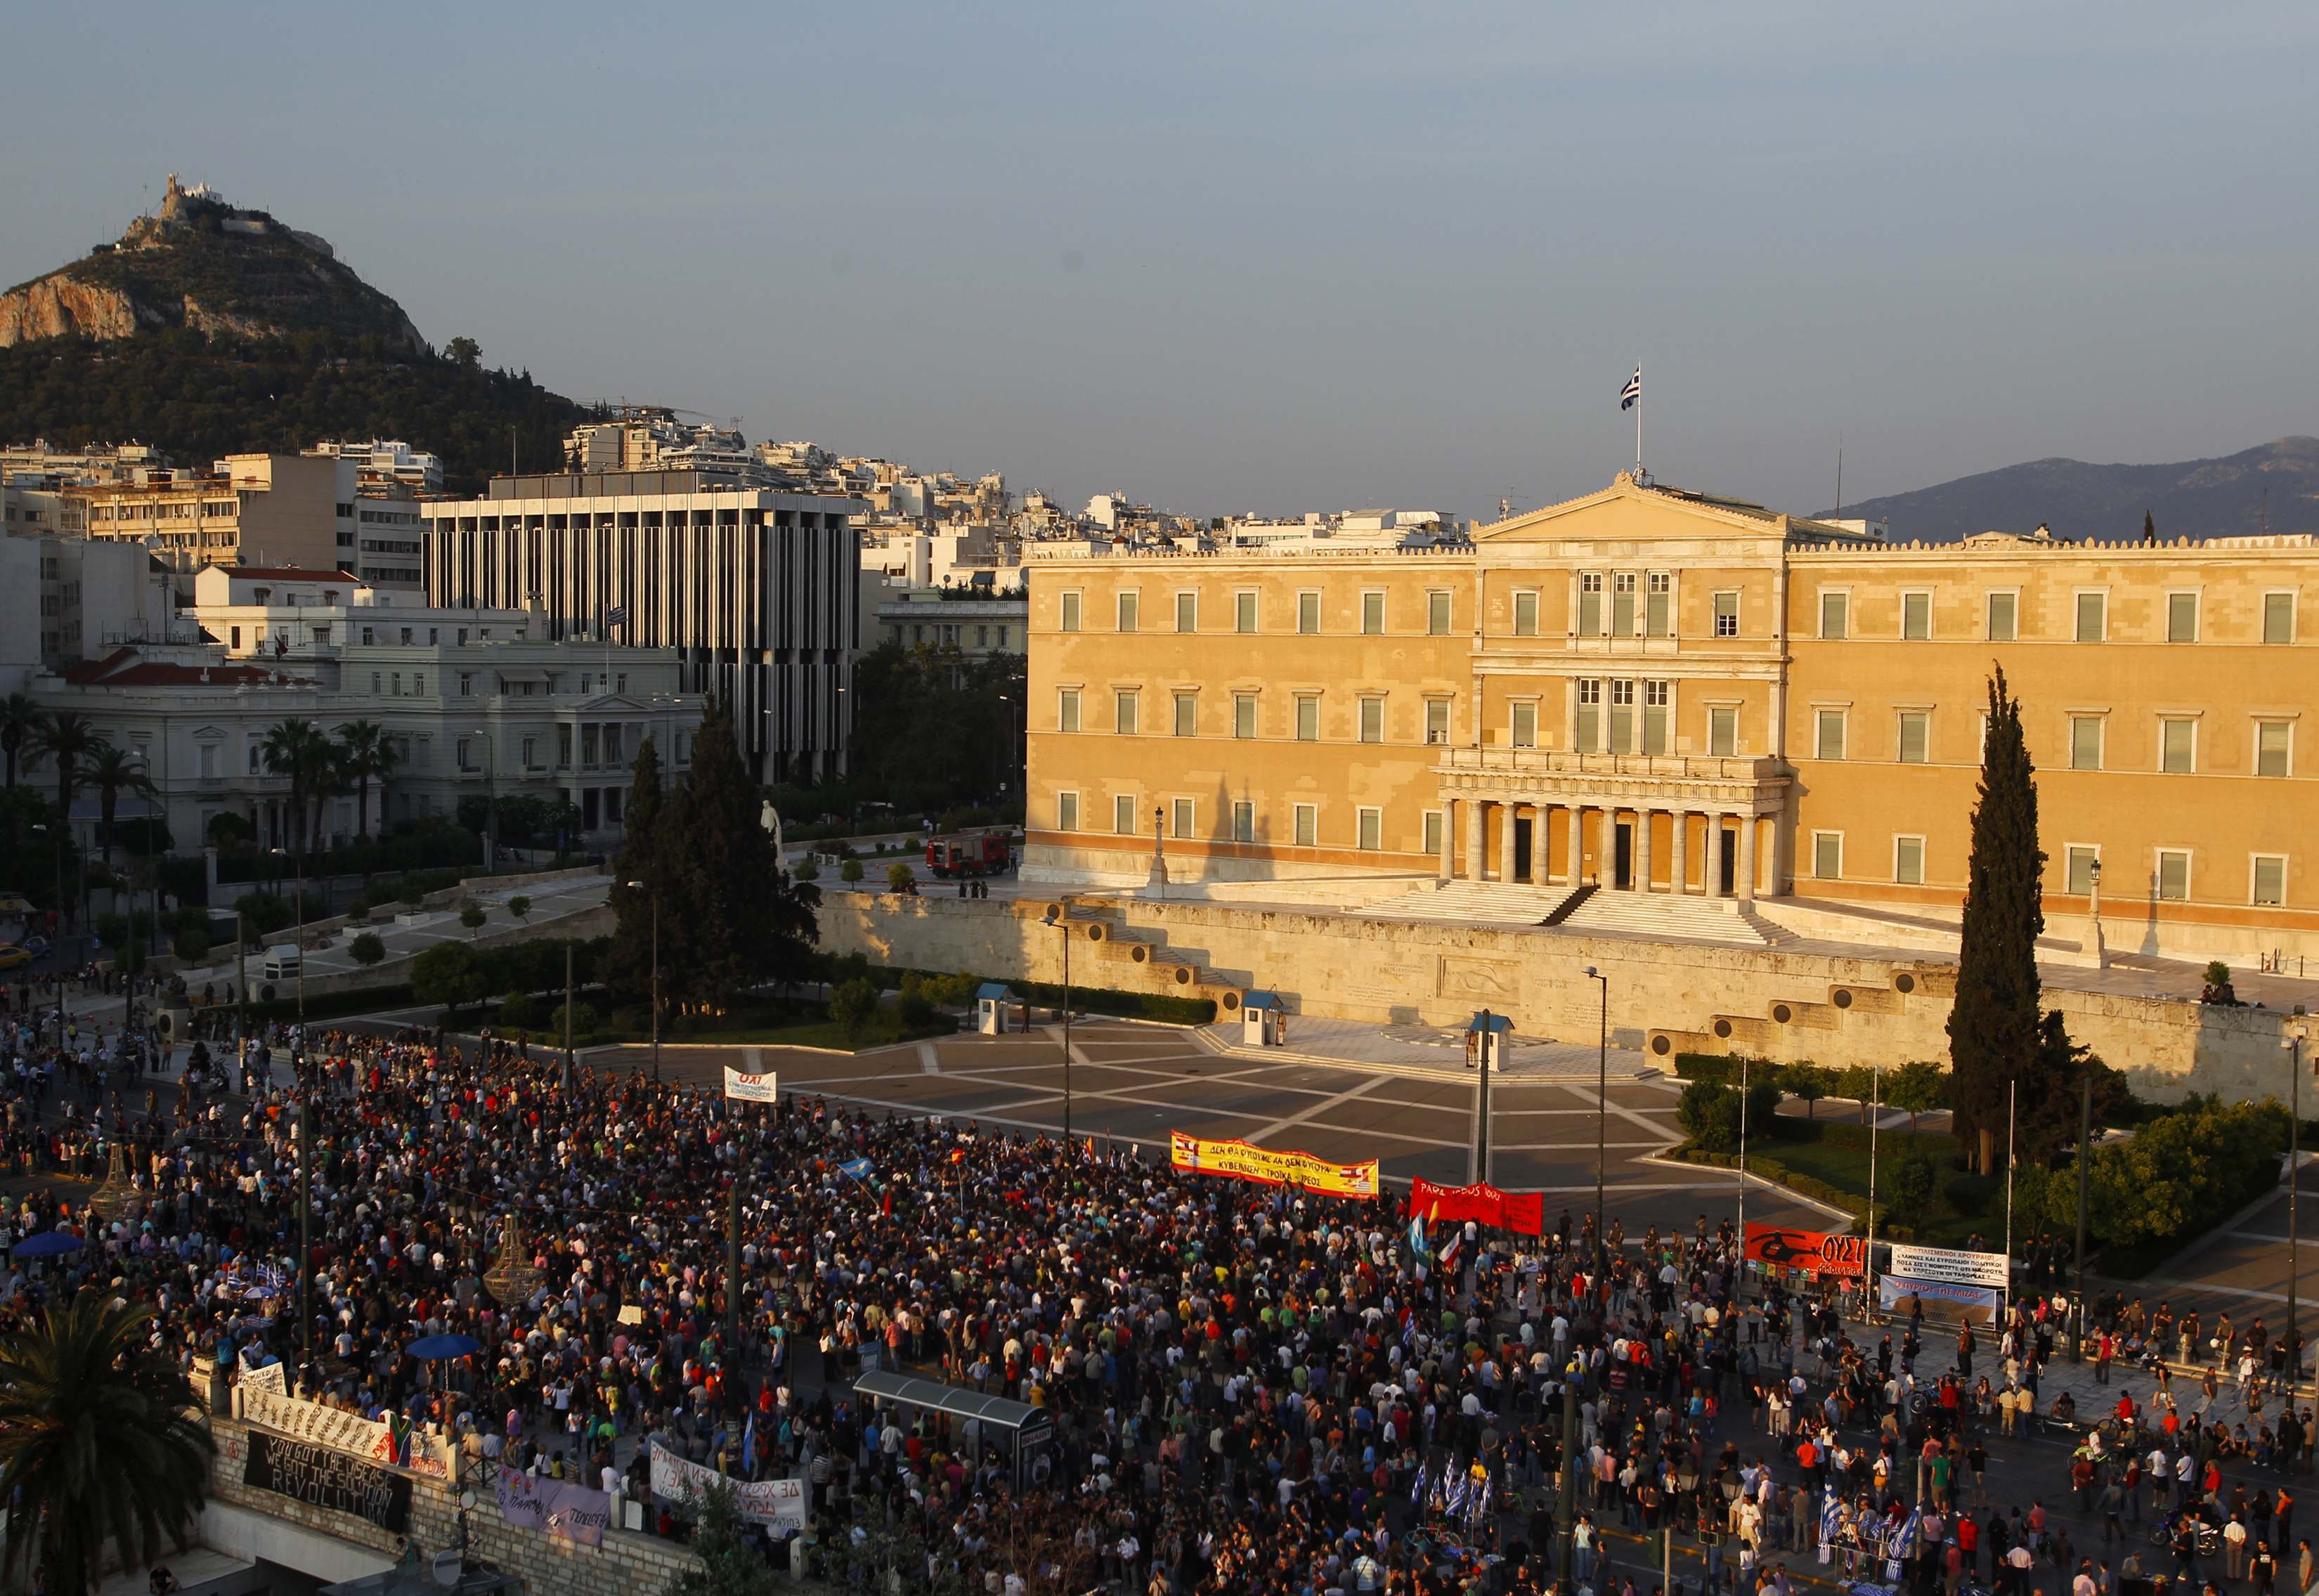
627, 880, 660, 1084
1041, 902, 1075, 1148
1584, 965, 1609, 1272
2287, 1006, 2310, 1396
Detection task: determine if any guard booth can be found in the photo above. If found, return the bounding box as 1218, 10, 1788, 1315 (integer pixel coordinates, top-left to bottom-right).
975, 982, 1017, 1035
1465, 1010, 1512, 1071
852, 1370, 1055, 1491
1242, 989, 1288, 1046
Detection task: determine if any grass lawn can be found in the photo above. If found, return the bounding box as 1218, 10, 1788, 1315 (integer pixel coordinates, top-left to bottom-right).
1740, 1120, 2003, 1246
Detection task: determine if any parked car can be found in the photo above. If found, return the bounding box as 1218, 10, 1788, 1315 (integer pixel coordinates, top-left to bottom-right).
0, 945, 32, 971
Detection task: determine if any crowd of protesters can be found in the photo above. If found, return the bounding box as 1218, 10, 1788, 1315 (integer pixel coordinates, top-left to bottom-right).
1, 1009, 2316, 1596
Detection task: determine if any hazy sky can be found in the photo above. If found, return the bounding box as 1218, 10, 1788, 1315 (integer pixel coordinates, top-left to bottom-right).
6, 3, 2314, 524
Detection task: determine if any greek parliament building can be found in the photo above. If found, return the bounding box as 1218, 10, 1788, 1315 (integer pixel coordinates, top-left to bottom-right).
1022, 472, 2319, 966
422, 471, 865, 782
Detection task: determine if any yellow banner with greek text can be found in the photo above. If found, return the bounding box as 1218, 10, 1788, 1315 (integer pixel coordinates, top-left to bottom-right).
1169, 1130, 1379, 1199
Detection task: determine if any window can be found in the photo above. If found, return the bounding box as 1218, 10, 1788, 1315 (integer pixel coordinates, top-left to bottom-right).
2065, 845, 2099, 895
1815, 708, 1846, 762
558, 725, 572, 767
1609, 680, 1635, 753
1423, 810, 1443, 859
1578, 573, 1604, 637
1611, 573, 1638, 637
1708, 706, 1738, 758
1175, 592, 1197, 632
2258, 720, 2292, 777
1173, 691, 1197, 737
414, 673, 424, 696
1360, 592, 1384, 635
1897, 711, 1929, 764
1235, 591, 1258, 633
1057, 791, 1080, 831
1060, 592, 1081, 632
1646, 573, 1672, 637
1357, 808, 1382, 851
1295, 696, 1320, 741
1713, 591, 1739, 638
198, 743, 219, 779
2070, 715, 2104, 771
1058, 689, 1081, 733
1117, 591, 1139, 632
2156, 849, 2191, 902
1894, 836, 1925, 885
1425, 699, 1450, 746
2167, 592, 2198, 642
1902, 591, 1931, 641
1232, 801, 1254, 843
1642, 680, 1670, 755
1293, 804, 1317, 848
521, 735, 538, 770
1172, 798, 1195, 838
1510, 702, 1537, 748
1115, 794, 1138, 834
2160, 718, 2196, 774
582, 725, 599, 767
1297, 591, 1320, 635
1576, 680, 1602, 752
455, 737, 472, 773
2265, 592, 2297, 645
1513, 591, 1539, 637
2254, 854, 2288, 907
371, 672, 382, 694
1812, 832, 1843, 880
1987, 591, 2018, 642
1427, 590, 1452, 635
1233, 692, 1257, 739
2075, 591, 2106, 642
1358, 696, 1384, 744
1819, 590, 1849, 640
1114, 689, 1138, 735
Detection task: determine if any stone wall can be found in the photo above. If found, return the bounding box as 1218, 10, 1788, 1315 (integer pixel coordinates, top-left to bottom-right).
821, 890, 2297, 1102
206, 1417, 703, 1595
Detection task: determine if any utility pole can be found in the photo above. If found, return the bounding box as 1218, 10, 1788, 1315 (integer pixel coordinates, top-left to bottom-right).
1866, 1062, 1881, 1317
1474, 1009, 1494, 1186
297, 1038, 312, 1361
1557, 1357, 1581, 1588
562, 939, 575, 1093
2072, 1075, 2092, 1360
726, 1174, 743, 1375
235, 908, 248, 1086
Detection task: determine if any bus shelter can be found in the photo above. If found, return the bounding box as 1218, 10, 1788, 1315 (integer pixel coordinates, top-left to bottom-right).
852, 1370, 1055, 1490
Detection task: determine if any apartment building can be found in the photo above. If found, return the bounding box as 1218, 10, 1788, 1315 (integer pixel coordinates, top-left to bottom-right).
421, 470, 866, 782
72, 452, 353, 577
1025, 471, 2319, 962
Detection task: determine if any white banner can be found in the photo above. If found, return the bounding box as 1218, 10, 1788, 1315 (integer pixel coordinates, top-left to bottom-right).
496, 1466, 613, 1547
1887, 1243, 2009, 1290
239, 1359, 287, 1396
241, 1386, 455, 1479
722, 1067, 779, 1103
649, 1441, 805, 1533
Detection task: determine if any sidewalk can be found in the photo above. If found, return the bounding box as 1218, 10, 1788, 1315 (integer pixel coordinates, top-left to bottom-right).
1196, 1014, 1659, 1082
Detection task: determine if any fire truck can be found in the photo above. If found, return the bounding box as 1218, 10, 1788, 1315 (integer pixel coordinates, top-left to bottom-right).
925, 831, 1013, 878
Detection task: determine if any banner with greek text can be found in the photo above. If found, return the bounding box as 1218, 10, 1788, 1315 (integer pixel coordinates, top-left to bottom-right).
723, 1067, 779, 1103
649, 1441, 806, 1533
496, 1466, 613, 1547
1887, 1243, 2009, 1290
1169, 1130, 1379, 1199
1406, 1177, 1544, 1235
1743, 1223, 1866, 1278
241, 1385, 454, 1478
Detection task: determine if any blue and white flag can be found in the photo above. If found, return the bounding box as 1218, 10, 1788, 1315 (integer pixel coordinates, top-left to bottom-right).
741, 1410, 756, 1477
606, 605, 630, 628
837, 1157, 874, 1181
1892, 1507, 1922, 1560
1408, 1212, 1429, 1261
1619, 369, 1641, 411
1819, 1489, 1841, 1547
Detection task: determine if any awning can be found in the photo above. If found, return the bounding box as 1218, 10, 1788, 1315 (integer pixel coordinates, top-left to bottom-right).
1242, 989, 1286, 1011
852, 1370, 1048, 1434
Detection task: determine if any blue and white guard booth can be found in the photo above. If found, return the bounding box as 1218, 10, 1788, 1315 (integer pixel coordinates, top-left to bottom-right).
975, 982, 1016, 1035
1242, 988, 1289, 1046
1465, 1009, 1512, 1070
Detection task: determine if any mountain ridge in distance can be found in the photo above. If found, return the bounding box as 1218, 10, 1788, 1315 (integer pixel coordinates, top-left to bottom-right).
1824, 436, 2319, 544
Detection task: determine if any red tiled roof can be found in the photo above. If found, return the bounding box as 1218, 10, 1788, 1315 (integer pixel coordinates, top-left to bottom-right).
61, 648, 314, 688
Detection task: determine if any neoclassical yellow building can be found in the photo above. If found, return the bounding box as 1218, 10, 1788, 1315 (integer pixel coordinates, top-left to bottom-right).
1023, 474, 2319, 964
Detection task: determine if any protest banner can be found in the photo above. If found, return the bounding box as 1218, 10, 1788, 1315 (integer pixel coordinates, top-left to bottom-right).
722, 1067, 779, 1103
496, 1466, 613, 1547
1887, 1243, 2008, 1290
1742, 1223, 1867, 1278
649, 1441, 806, 1533
241, 1386, 454, 1478
245, 1432, 412, 1533
1169, 1131, 1378, 1198
1405, 1177, 1544, 1235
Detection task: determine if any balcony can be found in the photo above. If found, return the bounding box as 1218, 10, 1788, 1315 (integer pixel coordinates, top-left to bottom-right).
1434, 745, 1788, 805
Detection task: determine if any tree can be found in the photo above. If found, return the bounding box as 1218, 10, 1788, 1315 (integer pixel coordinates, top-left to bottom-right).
205, 810, 253, 851
84, 743, 156, 871
604, 737, 666, 1004
829, 977, 878, 1042
660, 1478, 779, 1596
0, 1292, 214, 1596
460, 902, 488, 937
349, 931, 386, 966
1782, 1063, 1828, 1120
1677, 1080, 1741, 1153
1885, 1061, 1949, 1134
840, 857, 864, 883
334, 719, 398, 841
31, 709, 102, 831
444, 335, 483, 368
0, 694, 44, 790
886, 861, 916, 893
1949, 667, 2046, 1174
261, 718, 332, 859
1833, 1064, 1879, 1124
1890, 1150, 1940, 1215
507, 895, 532, 923
411, 941, 495, 1011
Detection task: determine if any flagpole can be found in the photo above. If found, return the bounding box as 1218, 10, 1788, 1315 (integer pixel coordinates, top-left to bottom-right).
1635, 359, 1643, 474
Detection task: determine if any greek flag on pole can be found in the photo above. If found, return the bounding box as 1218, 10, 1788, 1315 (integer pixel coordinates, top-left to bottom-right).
1892, 1507, 1922, 1559
606, 605, 629, 628
1620, 369, 1642, 411
1408, 1211, 1429, 1261
1820, 1489, 1841, 1546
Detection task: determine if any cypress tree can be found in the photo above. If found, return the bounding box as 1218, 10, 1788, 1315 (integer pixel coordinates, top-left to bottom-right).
604, 736, 665, 1004
1949, 666, 2046, 1172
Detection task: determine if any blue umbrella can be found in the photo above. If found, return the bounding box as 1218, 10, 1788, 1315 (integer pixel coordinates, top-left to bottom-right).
406, 1333, 484, 1361
12, 1231, 84, 1259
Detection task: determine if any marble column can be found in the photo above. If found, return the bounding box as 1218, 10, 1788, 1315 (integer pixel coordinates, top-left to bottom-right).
1705, 813, 1727, 901
1464, 798, 1486, 885
1566, 804, 1585, 886
1531, 803, 1553, 888
1670, 810, 1689, 897
1498, 801, 1518, 885
1438, 798, 1455, 882
1739, 812, 1760, 906
1635, 807, 1654, 893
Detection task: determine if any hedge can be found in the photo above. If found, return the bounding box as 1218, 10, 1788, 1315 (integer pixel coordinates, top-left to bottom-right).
1004, 978, 1215, 1026
1672, 1146, 1906, 1237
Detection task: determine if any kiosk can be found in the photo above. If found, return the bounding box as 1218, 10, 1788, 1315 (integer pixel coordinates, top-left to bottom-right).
1464, 1010, 1511, 1071
1241, 989, 1288, 1046
852, 1370, 1054, 1491
975, 982, 1017, 1035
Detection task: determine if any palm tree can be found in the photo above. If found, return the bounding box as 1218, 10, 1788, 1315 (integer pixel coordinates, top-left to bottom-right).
0, 693, 45, 789
260, 718, 326, 856
32, 710, 101, 827
86, 743, 157, 871
334, 719, 398, 841
0, 1292, 214, 1595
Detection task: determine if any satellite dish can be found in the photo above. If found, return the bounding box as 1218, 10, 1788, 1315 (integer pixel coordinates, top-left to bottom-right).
431, 1549, 462, 1588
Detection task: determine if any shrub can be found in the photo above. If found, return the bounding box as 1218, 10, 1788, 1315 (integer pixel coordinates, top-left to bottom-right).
507, 895, 532, 922
348, 932, 386, 967
1890, 1149, 1940, 1213
460, 903, 488, 936
886, 862, 916, 893
497, 994, 547, 1029
233, 892, 294, 939
829, 977, 879, 1041
793, 859, 819, 882
550, 1000, 603, 1038
172, 926, 212, 963
840, 858, 864, 883
1678, 1081, 1741, 1153
897, 973, 937, 1028
412, 942, 495, 1011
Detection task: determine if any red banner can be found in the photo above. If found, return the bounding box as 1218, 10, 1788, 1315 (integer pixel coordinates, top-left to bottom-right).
1743, 1222, 1866, 1277
1405, 1177, 1544, 1236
